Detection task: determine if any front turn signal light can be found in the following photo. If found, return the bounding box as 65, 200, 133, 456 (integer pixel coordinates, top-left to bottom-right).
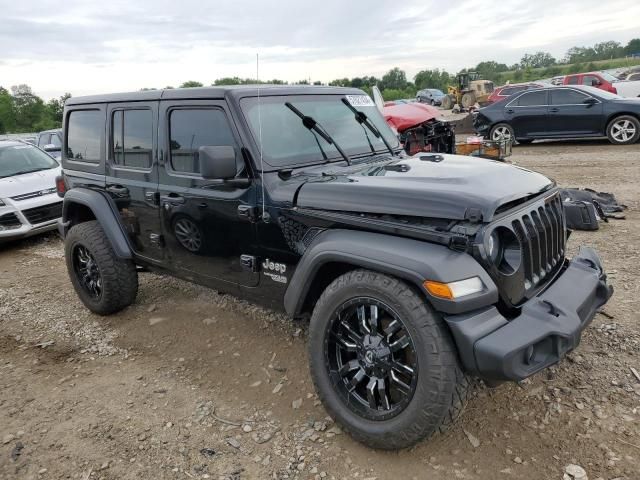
424, 277, 484, 300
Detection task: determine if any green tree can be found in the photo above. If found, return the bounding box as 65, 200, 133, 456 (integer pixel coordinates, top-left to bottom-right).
520, 51, 556, 69
0, 87, 16, 134
413, 69, 452, 92
625, 38, 640, 55
474, 61, 508, 81
180, 80, 204, 88
381, 67, 407, 90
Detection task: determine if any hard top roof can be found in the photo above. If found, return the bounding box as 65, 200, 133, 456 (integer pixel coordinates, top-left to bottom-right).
66, 85, 366, 106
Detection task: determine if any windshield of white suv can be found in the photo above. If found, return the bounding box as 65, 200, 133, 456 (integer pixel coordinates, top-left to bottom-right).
0, 144, 59, 178
240, 94, 400, 168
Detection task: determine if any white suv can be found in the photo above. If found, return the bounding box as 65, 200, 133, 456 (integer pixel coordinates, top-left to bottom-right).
0, 141, 62, 242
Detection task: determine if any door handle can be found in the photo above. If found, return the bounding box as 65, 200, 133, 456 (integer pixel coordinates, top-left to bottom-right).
506, 109, 514, 114
160, 194, 185, 205
106, 185, 129, 196
549, 108, 559, 113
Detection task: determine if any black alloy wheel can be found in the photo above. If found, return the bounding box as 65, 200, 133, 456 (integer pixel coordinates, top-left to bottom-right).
326, 297, 418, 420
73, 244, 102, 299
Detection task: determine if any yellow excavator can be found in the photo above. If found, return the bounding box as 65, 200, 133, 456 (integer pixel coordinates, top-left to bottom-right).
441, 72, 494, 110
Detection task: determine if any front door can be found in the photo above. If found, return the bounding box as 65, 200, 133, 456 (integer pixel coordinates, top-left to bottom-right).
547, 88, 603, 136
105, 102, 163, 262
157, 100, 259, 287
505, 89, 549, 137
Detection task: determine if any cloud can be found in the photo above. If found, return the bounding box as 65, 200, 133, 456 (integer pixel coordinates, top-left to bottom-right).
0, 0, 638, 99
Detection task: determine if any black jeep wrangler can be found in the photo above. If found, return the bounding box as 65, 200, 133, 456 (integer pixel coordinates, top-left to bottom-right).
57, 86, 612, 449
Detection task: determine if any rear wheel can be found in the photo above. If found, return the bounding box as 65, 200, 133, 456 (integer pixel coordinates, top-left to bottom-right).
606, 115, 640, 145
461, 92, 476, 109
308, 270, 470, 449
65, 221, 138, 315
490, 123, 515, 143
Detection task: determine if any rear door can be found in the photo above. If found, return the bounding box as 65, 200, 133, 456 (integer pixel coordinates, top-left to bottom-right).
505, 90, 549, 137
547, 88, 603, 136
157, 100, 259, 287
105, 102, 164, 261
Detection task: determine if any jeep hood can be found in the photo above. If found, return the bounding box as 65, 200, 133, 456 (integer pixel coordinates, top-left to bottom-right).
294, 154, 554, 222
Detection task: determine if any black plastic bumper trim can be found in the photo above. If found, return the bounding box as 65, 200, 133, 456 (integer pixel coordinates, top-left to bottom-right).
445, 246, 612, 382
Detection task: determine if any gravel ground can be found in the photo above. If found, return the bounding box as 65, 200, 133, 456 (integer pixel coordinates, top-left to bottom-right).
1, 139, 639, 480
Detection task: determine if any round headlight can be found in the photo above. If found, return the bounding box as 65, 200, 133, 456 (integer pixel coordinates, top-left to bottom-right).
487, 230, 500, 263
487, 227, 521, 275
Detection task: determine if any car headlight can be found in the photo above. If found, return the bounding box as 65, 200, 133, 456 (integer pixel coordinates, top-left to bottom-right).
486, 227, 521, 275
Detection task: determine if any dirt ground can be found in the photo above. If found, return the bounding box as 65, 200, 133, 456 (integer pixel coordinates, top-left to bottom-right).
1, 139, 639, 480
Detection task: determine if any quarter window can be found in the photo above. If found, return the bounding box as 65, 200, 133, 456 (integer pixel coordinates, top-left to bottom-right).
169, 109, 237, 174
112, 109, 153, 169
516, 90, 547, 106
550, 89, 590, 105
66, 110, 103, 162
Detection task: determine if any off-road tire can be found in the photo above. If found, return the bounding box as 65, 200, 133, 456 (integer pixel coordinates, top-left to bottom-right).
606, 115, 640, 145
461, 92, 476, 109
441, 94, 454, 110
65, 221, 138, 315
308, 269, 471, 449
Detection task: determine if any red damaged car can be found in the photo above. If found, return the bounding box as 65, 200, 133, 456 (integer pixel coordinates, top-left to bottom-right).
381, 100, 455, 155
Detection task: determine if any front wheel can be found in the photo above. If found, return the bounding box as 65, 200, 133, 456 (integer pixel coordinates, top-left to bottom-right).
607, 115, 640, 145
308, 270, 470, 449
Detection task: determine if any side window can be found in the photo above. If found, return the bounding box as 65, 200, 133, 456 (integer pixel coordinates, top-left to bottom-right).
50, 134, 61, 148
112, 109, 153, 169
582, 75, 599, 86
38, 134, 50, 147
550, 89, 590, 105
66, 110, 103, 162
567, 76, 580, 85
516, 90, 547, 106
169, 109, 237, 175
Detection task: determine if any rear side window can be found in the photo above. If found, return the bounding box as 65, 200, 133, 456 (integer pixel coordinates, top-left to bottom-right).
516, 90, 547, 106
51, 134, 61, 148
582, 75, 599, 87
550, 89, 590, 105
112, 109, 153, 169
37, 134, 50, 147
169, 109, 236, 174
66, 110, 103, 162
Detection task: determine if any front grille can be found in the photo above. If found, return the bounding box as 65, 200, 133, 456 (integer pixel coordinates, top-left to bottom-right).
11, 187, 57, 201
22, 202, 62, 225
511, 194, 566, 292
0, 212, 21, 228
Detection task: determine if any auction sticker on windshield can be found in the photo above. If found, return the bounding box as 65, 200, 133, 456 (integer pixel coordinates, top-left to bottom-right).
345, 95, 375, 107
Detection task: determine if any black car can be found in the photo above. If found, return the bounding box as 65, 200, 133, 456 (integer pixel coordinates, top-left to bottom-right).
474, 85, 640, 145
57, 85, 611, 450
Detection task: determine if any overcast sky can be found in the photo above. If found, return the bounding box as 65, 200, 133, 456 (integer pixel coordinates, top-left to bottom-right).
1, 0, 639, 100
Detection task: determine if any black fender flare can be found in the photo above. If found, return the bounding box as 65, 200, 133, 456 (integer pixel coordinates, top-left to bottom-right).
284, 229, 498, 316
60, 188, 133, 259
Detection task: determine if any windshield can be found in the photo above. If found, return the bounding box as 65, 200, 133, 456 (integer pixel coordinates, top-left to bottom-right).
429, 89, 444, 95
600, 72, 618, 82
0, 144, 59, 178
240, 94, 400, 168
580, 86, 622, 100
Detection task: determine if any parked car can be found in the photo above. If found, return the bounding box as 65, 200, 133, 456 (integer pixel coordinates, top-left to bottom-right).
58, 85, 610, 449
627, 72, 640, 82
0, 140, 62, 242
36, 129, 63, 159
416, 88, 445, 106
486, 82, 544, 105
474, 85, 640, 145
563, 71, 619, 93
551, 76, 565, 86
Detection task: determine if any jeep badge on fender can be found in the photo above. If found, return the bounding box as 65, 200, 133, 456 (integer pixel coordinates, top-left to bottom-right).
58, 85, 612, 450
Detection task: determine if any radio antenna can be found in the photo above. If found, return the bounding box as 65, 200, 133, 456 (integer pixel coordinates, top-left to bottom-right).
257, 53, 269, 222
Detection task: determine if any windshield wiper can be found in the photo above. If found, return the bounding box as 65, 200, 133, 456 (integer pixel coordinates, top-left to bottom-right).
341, 98, 396, 157
285, 102, 352, 166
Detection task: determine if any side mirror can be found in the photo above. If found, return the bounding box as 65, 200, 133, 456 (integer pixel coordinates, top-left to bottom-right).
583, 97, 597, 105
43, 144, 61, 152
199, 145, 237, 180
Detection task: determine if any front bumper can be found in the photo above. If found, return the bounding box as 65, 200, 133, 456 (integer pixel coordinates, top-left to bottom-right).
445, 247, 612, 382
0, 196, 62, 243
